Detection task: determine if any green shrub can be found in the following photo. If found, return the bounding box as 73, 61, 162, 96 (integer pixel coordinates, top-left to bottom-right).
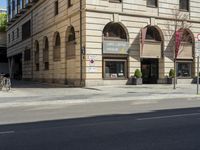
134, 69, 142, 78
169, 69, 175, 78
0, 14, 7, 32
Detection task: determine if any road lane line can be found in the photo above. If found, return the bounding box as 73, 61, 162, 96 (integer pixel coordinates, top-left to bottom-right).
0, 131, 15, 135
137, 112, 200, 121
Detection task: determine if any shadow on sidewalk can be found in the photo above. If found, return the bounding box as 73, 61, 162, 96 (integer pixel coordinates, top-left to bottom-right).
11, 80, 70, 89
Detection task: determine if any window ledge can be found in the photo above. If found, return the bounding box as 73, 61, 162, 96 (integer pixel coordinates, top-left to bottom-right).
147, 5, 158, 8
179, 9, 189, 12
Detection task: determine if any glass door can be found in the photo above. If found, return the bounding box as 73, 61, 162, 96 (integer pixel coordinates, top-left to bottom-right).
141, 59, 158, 84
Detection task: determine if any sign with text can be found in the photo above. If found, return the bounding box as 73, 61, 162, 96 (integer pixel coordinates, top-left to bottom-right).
196, 41, 200, 57
103, 41, 129, 54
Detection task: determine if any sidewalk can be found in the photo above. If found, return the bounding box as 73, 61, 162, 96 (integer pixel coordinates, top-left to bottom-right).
0, 80, 199, 107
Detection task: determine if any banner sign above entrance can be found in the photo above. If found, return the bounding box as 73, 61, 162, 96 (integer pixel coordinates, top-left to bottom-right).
103, 41, 129, 54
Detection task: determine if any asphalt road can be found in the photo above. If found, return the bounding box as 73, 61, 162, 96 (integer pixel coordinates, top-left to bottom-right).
1, 107, 200, 150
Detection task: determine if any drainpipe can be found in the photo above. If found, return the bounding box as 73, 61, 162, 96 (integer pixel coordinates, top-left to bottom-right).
31, 10, 34, 80
80, 0, 83, 86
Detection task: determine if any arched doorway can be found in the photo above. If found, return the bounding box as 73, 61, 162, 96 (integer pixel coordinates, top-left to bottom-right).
102, 22, 129, 79
65, 26, 76, 84
43, 37, 49, 70
176, 28, 194, 78
53, 32, 61, 61
34, 40, 39, 71
140, 25, 163, 84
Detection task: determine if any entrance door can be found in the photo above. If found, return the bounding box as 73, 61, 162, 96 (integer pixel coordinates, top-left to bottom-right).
141, 59, 158, 84
13, 54, 22, 80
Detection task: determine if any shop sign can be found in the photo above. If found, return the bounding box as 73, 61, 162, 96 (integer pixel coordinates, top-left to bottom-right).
88, 67, 96, 73
103, 41, 129, 54
88, 55, 95, 66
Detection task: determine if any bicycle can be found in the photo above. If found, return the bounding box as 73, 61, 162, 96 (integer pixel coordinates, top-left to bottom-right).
0, 77, 11, 91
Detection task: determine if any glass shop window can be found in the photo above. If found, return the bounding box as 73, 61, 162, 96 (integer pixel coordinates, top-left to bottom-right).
104, 60, 127, 79
177, 62, 191, 77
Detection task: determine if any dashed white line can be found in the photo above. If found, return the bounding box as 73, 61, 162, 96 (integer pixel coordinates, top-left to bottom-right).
137, 112, 200, 121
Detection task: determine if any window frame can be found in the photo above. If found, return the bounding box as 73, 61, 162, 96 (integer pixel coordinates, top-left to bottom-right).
53, 32, 61, 61
176, 61, 192, 78
179, 0, 189, 12
109, 0, 122, 3
147, 0, 158, 8
54, 0, 59, 16
12, 31, 14, 41
22, 20, 31, 40
24, 48, 31, 61
68, 0, 72, 8
103, 58, 128, 79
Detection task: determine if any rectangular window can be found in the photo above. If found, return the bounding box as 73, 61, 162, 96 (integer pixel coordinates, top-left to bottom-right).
8, 34, 10, 43
17, 28, 19, 38
36, 63, 39, 71
103, 59, 127, 79
68, 0, 72, 8
180, 0, 189, 11
176, 62, 192, 78
54, 1, 58, 16
147, 0, 157, 7
24, 49, 31, 61
12, 31, 14, 41
44, 62, 49, 70
22, 20, 31, 40
109, 0, 122, 3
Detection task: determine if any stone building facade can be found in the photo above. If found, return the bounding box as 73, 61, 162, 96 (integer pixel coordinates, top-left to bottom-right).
7, 0, 200, 86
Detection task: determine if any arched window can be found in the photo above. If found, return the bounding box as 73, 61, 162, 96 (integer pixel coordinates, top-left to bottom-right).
103, 23, 127, 40
181, 29, 192, 43
35, 40, 39, 71
43, 37, 49, 70
53, 32, 61, 61
66, 26, 76, 58
145, 26, 161, 41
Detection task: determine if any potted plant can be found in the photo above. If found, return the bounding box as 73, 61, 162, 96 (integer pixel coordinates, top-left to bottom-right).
132, 69, 143, 85
167, 69, 175, 84
193, 72, 200, 84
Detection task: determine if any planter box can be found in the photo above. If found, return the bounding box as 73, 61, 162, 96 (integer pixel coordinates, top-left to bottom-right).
132, 77, 143, 85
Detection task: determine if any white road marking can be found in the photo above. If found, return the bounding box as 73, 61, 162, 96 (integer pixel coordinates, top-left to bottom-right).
137, 112, 200, 121
0, 131, 15, 135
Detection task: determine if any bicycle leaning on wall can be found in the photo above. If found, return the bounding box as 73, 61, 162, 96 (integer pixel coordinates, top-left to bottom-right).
0, 74, 11, 91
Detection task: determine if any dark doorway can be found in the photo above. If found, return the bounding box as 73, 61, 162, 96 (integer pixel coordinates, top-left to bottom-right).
141, 59, 159, 84
13, 53, 22, 80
